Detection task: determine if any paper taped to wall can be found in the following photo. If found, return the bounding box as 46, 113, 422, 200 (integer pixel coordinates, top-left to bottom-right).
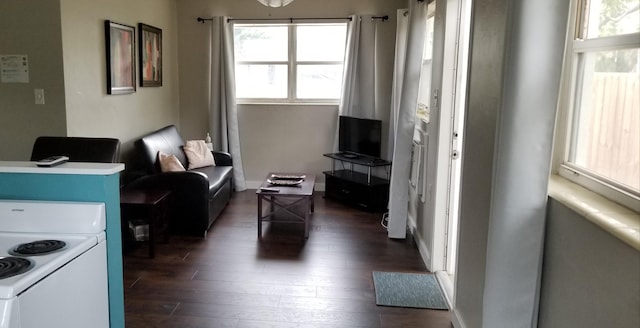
1, 55, 29, 83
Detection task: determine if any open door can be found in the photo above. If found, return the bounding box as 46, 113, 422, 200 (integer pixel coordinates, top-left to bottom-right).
437, 0, 473, 307
408, 0, 472, 307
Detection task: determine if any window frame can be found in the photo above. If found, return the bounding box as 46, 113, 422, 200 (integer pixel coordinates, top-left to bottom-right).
555, 0, 640, 212
233, 22, 347, 104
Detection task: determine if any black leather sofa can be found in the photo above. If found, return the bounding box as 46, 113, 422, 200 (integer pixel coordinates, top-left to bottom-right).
31, 136, 121, 163
128, 125, 233, 237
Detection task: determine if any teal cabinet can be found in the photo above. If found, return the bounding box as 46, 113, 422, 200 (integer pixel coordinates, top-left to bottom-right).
0, 162, 125, 328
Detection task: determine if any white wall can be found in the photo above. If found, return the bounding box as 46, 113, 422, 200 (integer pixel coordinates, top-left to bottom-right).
0, 0, 405, 183
0, 0, 67, 160
60, 0, 180, 164
539, 199, 640, 328
479, 0, 570, 325
175, 0, 406, 185
0, 0, 180, 167
454, 0, 507, 325
450, 0, 638, 327
238, 104, 339, 187
454, 0, 569, 325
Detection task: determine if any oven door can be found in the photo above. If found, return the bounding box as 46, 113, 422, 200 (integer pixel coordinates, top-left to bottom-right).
17, 241, 109, 328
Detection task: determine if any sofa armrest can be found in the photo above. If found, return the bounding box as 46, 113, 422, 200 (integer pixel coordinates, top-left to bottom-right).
212, 151, 232, 166
126, 171, 211, 235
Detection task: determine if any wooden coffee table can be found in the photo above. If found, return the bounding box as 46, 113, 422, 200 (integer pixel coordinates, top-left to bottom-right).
256, 173, 315, 239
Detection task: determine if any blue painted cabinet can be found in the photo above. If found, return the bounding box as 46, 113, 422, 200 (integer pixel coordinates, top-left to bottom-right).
0, 162, 125, 328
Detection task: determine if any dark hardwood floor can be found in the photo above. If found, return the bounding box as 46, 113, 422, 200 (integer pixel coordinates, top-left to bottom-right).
123, 190, 452, 328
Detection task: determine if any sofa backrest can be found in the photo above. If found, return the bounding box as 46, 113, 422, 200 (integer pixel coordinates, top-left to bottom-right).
31, 136, 121, 163
135, 125, 188, 174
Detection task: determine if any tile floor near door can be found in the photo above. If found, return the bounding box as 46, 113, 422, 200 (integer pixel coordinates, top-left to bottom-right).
123, 190, 452, 328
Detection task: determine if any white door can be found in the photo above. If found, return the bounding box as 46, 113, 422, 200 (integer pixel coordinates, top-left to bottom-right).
418, 0, 471, 280
442, 0, 472, 276
430, 0, 472, 308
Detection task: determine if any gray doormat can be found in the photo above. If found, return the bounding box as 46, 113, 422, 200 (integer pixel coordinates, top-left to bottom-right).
372, 271, 448, 310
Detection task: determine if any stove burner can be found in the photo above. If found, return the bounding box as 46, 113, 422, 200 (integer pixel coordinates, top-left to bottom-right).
12, 240, 67, 256
0, 257, 33, 279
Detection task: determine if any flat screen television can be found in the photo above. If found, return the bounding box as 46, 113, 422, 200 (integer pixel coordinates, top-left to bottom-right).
338, 115, 382, 158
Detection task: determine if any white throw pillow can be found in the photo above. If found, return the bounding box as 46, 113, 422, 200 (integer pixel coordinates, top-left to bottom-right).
183, 140, 216, 169
158, 151, 186, 172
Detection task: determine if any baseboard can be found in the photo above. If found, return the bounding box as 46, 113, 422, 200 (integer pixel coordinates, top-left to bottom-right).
406, 214, 433, 271
246, 180, 326, 191
435, 271, 454, 309
451, 308, 467, 328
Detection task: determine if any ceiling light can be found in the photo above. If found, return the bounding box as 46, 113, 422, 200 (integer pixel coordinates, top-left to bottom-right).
256, 0, 295, 7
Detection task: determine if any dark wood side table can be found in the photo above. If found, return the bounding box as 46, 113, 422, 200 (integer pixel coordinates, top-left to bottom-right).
120, 189, 171, 258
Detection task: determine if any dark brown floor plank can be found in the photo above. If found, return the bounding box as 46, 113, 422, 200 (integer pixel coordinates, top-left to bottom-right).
124, 190, 452, 328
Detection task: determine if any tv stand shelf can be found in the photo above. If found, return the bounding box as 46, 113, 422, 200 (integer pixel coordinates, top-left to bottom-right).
323, 153, 391, 212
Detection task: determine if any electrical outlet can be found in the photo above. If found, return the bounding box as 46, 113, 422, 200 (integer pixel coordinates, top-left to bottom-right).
34, 89, 45, 105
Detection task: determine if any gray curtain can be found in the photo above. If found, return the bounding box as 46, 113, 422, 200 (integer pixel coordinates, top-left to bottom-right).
387, 1, 427, 239
334, 15, 385, 153
387, 9, 409, 162
339, 15, 382, 120
209, 17, 247, 191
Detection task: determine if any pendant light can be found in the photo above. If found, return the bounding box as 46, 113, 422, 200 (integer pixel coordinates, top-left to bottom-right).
256, 0, 295, 7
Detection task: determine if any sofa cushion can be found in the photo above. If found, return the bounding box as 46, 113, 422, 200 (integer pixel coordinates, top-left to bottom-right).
191, 165, 233, 194
158, 151, 186, 172
135, 125, 188, 173
183, 140, 216, 169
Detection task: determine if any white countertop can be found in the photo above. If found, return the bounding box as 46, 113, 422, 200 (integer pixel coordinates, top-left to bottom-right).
0, 161, 124, 175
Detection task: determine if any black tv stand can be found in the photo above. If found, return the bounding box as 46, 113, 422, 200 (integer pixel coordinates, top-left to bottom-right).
323, 153, 391, 212
341, 153, 359, 159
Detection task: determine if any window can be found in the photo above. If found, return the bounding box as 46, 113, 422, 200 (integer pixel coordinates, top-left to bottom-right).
558, 0, 639, 210
233, 23, 347, 102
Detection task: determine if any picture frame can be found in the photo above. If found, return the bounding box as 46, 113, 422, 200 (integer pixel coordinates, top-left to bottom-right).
105, 20, 136, 95
138, 23, 162, 87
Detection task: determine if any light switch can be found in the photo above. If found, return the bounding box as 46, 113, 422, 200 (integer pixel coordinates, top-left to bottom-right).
34, 89, 45, 105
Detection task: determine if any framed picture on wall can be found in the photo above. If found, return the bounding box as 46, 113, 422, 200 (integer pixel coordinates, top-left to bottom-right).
105, 20, 136, 94
138, 23, 162, 87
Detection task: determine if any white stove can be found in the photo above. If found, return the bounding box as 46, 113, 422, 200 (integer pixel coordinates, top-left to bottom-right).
0, 200, 109, 328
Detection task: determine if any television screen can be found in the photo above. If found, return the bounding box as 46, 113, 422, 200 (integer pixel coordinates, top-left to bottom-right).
339, 116, 382, 158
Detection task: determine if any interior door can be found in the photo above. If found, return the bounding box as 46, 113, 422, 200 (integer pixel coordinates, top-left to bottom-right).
430, 0, 473, 309
441, 0, 472, 276
420, 0, 447, 273
421, 0, 472, 277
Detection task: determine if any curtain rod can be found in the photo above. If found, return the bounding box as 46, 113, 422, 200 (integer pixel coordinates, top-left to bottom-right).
227, 17, 351, 23
196, 16, 388, 23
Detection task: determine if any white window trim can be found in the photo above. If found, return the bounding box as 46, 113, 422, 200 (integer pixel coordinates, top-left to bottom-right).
234, 23, 345, 104
553, 0, 640, 212
573, 33, 640, 51
558, 165, 640, 212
